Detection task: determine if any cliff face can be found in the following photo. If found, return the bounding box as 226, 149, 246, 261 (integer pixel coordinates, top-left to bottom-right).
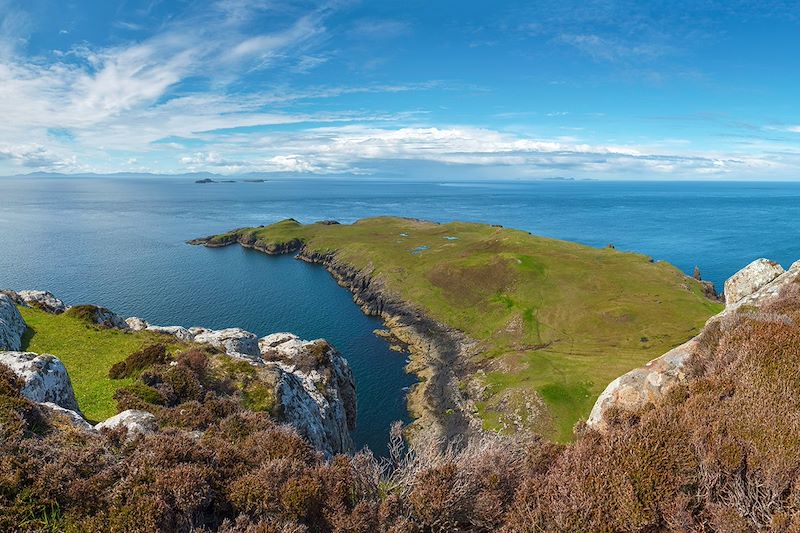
589, 258, 800, 430
1, 289, 356, 457
295, 248, 479, 442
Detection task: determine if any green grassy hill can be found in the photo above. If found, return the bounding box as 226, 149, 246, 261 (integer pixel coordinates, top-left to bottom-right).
201, 217, 722, 441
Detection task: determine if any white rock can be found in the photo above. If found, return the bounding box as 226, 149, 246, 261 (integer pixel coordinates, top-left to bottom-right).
95, 409, 158, 437
146, 325, 194, 341
0, 294, 26, 351
259, 334, 356, 455
125, 316, 149, 331
724, 258, 785, 305
194, 327, 260, 360
17, 290, 67, 314
587, 339, 696, 430
0, 351, 80, 411
40, 402, 93, 431
259, 332, 304, 359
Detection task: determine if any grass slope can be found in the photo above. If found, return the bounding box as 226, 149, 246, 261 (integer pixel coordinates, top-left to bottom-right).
18, 307, 181, 423
212, 217, 723, 440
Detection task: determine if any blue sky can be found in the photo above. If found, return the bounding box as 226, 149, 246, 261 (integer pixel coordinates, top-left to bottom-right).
0, 0, 798, 179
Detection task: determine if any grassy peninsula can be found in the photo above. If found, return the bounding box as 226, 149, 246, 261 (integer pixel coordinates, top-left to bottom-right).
194, 217, 722, 441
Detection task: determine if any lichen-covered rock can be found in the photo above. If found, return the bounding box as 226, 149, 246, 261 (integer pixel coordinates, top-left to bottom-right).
0, 294, 26, 351
261, 333, 356, 455
722, 259, 800, 313
95, 409, 158, 437
724, 258, 785, 305
40, 402, 93, 431
146, 324, 194, 341
0, 351, 80, 411
589, 258, 800, 431
17, 290, 68, 314
194, 328, 260, 360
126, 316, 149, 331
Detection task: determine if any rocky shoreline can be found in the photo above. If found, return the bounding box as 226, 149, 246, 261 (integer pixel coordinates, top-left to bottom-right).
190, 233, 481, 442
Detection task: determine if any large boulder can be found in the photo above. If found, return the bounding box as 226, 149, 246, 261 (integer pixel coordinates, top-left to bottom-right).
194, 328, 260, 360
0, 351, 80, 411
260, 333, 356, 455
17, 290, 68, 314
724, 258, 785, 305
0, 294, 26, 351
95, 409, 158, 437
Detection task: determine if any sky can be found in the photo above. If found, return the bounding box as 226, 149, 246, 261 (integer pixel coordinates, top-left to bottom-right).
0, 0, 799, 180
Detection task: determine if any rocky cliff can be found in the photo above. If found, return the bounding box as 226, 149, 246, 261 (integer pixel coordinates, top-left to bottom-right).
0, 289, 356, 457
588, 257, 800, 430
189, 232, 478, 443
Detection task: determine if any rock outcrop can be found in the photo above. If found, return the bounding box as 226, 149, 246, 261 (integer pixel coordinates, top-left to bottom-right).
0, 351, 80, 412
260, 333, 357, 454
194, 327, 261, 360
95, 409, 158, 437
723, 258, 785, 305
126, 316, 149, 331
588, 258, 800, 431
16, 290, 68, 314
0, 294, 26, 351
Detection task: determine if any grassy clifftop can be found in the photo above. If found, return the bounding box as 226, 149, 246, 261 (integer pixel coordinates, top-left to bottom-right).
199, 217, 722, 440
19, 307, 185, 422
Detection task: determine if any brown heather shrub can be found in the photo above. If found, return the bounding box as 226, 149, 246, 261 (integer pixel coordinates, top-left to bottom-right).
109, 343, 169, 379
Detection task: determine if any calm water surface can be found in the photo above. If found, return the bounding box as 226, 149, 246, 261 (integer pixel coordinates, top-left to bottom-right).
1, 177, 799, 452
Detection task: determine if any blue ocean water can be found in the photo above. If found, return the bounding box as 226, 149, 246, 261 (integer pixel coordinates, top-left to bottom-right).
1, 177, 799, 452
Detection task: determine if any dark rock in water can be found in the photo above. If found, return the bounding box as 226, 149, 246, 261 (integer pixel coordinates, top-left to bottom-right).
195, 178, 216, 184
243, 179, 266, 183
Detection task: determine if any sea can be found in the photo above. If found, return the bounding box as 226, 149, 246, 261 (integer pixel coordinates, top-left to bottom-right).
1, 177, 799, 453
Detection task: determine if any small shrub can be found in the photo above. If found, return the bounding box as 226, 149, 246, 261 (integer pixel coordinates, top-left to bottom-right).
108, 344, 169, 379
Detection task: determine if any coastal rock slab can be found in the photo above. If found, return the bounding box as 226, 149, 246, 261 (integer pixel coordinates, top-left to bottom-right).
724, 258, 785, 305
126, 317, 149, 331
0, 294, 26, 351
17, 290, 68, 314
40, 402, 93, 431
194, 328, 260, 360
587, 339, 697, 431
95, 409, 158, 437
0, 351, 80, 411
261, 333, 356, 454
146, 324, 194, 341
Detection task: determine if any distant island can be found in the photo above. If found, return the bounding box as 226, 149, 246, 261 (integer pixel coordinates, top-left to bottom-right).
191, 217, 722, 441
195, 178, 266, 184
